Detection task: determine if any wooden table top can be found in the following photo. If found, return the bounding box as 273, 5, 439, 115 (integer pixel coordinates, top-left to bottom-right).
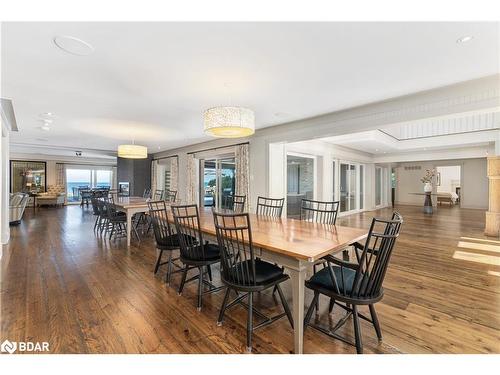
167, 207, 368, 262
113, 196, 151, 209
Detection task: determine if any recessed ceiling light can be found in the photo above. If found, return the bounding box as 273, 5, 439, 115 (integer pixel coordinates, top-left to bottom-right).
38, 118, 53, 124
457, 36, 474, 44
54, 35, 94, 56
375, 149, 379, 152
40, 124, 50, 131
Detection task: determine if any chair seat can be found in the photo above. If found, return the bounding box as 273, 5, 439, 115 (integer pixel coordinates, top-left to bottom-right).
229, 259, 285, 286
307, 265, 357, 294
110, 213, 127, 222
157, 234, 196, 249
183, 243, 220, 261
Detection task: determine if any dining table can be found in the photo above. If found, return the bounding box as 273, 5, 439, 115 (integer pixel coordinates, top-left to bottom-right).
112, 198, 369, 353
112, 196, 151, 247
166, 207, 369, 354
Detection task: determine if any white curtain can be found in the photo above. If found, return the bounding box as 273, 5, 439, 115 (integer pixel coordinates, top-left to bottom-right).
186, 154, 198, 204
55, 163, 67, 204
235, 143, 250, 211
111, 167, 117, 189
170, 156, 179, 193
151, 159, 158, 196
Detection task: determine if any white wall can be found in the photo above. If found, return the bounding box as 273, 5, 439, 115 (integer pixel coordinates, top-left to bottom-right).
461, 159, 489, 209
395, 158, 488, 209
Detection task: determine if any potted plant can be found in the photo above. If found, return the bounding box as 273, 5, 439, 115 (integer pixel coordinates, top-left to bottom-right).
421, 168, 436, 193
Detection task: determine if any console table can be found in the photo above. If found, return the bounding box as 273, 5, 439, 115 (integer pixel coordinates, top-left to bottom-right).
409, 192, 438, 214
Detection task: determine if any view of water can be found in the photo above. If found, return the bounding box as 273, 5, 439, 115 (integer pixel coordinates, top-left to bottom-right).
66, 182, 111, 201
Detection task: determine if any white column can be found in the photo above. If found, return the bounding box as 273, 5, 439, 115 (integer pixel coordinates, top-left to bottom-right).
496, 130, 500, 156
365, 163, 376, 210
268, 141, 286, 205
1, 122, 10, 247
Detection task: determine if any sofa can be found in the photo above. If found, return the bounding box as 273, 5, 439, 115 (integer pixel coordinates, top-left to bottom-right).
37, 185, 66, 207
10, 193, 29, 225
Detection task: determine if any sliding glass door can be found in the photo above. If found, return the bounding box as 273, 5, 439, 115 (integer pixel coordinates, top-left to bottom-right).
286, 154, 315, 218
201, 158, 236, 209
66, 167, 113, 203
66, 169, 92, 202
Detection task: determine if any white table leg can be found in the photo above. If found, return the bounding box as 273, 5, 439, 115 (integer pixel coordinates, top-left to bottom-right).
126, 210, 132, 247
290, 265, 306, 354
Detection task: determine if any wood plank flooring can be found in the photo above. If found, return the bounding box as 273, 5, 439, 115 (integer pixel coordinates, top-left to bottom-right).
1, 204, 499, 353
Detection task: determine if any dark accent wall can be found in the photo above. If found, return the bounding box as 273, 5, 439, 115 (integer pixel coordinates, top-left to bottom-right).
117, 156, 152, 196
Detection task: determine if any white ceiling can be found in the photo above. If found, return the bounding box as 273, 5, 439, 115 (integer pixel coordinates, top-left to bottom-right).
321, 128, 498, 155
2, 22, 499, 155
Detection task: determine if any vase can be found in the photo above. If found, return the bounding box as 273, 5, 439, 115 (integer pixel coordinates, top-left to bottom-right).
424, 182, 432, 193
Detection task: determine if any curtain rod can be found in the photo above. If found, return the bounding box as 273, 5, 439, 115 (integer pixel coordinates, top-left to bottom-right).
152, 154, 179, 161
187, 142, 249, 155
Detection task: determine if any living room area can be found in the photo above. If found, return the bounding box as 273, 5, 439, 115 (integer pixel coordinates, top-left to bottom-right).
8, 153, 117, 225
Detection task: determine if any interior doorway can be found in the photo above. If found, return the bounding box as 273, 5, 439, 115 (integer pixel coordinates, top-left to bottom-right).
436, 165, 461, 206
286, 154, 315, 218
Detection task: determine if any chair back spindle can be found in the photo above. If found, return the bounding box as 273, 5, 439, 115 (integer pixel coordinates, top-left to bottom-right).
213, 211, 256, 286
143, 188, 151, 198
222, 194, 246, 213
164, 189, 177, 203
147, 200, 176, 247
171, 205, 206, 261
349, 212, 403, 299
300, 199, 340, 225
256, 196, 284, 217
153, 189, 164, 200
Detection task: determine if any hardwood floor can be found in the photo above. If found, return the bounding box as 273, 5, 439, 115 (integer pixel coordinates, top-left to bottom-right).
1, 204, 499, 353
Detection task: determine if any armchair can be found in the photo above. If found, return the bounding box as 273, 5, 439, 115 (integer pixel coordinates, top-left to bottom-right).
37, 185, 66, 207
9, 193, 29, 225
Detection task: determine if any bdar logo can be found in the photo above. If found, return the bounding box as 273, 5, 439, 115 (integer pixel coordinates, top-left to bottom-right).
1, 339, 17, 354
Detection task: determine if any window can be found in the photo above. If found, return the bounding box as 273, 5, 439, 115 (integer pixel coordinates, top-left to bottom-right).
66, 169, 92, 202
65, 167, 114, 202
96, 170, 112, 188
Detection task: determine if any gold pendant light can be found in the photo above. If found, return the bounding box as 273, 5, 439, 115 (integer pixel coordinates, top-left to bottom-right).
117, 144, 148, 159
